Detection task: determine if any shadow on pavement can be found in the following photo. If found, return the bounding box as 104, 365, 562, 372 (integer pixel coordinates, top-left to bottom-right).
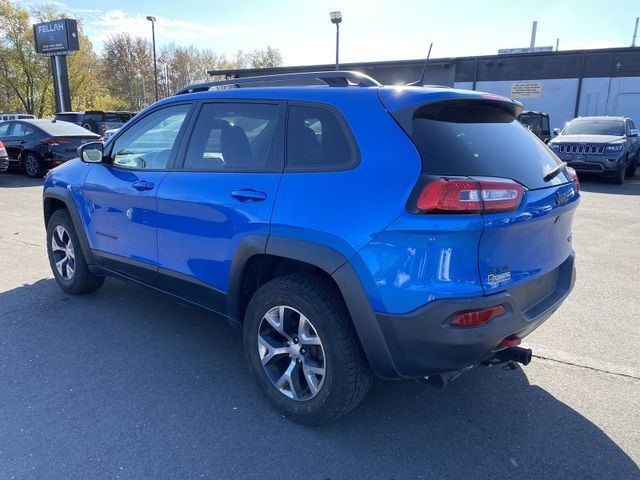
0, 278, 638, 479
0, 171, 43, 188
578, 172, 640, 195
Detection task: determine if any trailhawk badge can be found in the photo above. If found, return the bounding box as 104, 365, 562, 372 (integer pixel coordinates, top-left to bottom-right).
488, 265, 511, 285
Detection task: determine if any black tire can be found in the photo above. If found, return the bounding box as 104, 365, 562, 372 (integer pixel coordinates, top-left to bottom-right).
22, 152, 44, 178
46, 209, 105, 294
612, 164, 625, 185
243, 273, 372, 425
626, 162, 637, 178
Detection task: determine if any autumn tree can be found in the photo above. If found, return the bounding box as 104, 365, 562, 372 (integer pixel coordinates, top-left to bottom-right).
0, 0, 51, 116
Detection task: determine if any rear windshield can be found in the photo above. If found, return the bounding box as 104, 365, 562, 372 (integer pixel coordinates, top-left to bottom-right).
40, 121, 100, 137
55, 113, 81, 123
562, 119, 624, 136
411, 101, 570, 190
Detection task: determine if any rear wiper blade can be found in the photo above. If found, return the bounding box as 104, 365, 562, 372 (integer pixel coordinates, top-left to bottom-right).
543, 162, 567, 183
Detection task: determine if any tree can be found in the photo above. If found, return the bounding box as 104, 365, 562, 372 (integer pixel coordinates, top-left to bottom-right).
0, 0, 50, 116
247, 46, 283, 69
101, 33, 154, 110
0, 0, 114, 116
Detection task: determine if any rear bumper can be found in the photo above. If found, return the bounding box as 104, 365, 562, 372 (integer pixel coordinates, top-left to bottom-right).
372, 253, 576, 378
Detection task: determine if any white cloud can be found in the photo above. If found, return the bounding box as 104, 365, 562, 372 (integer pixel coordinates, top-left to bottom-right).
80, 9, 250, 51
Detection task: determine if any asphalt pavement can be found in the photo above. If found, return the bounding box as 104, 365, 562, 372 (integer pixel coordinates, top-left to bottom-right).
0, 171, 638, 479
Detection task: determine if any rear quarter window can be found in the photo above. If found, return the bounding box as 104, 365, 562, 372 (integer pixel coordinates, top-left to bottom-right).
286, 104, 358, 171
411, 101, 569, 190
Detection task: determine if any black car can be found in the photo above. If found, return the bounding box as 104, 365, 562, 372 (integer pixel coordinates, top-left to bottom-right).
0, 119, 100, 177
0, 140, 8, 172
518, 110, 552, 143
54, 110, 126, 135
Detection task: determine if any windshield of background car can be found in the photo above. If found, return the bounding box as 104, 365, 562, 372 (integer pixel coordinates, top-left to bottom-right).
411, 100, 570, 190
562, 119, 624, 136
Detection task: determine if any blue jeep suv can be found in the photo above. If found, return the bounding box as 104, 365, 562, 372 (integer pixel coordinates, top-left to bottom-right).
43, 71, 579, 424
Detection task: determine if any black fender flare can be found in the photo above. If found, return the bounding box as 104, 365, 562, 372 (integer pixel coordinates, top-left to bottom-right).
43, 186, 95, 265
227, 235, 399, 378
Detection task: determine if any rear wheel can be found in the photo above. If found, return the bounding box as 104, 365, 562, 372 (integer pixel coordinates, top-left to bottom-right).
46, 209, 105, 294
22, 152, 43, 178
243, 273, 372, 425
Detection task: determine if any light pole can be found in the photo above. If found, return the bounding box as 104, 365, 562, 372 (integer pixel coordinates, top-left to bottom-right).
146, 16, 158, 101
330, 11, 342, 70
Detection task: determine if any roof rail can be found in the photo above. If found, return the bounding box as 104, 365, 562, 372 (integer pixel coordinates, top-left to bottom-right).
174, 70, 381, 95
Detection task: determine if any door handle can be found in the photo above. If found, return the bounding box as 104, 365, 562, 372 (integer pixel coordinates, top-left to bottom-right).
132, 180, 155, 191
230, 189, 267, 202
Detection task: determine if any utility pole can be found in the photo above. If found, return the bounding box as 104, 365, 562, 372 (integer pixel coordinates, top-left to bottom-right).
330, 11, 342, 70
146, 16, 159, 101
530, 20, 538, 49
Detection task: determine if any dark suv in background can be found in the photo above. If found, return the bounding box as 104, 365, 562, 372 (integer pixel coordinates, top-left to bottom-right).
549, 116, 639, 183
54, 111, 136, 135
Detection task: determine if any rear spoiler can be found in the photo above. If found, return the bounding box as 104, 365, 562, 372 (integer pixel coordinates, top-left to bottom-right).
378, 87, 523, 136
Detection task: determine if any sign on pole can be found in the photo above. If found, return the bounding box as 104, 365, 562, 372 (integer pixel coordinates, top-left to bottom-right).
33, 19, 79, 56
32, 19, 79, 113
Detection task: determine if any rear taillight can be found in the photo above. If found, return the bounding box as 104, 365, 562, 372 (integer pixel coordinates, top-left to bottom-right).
416, 178, 524, 213
566, 166, 580, 190
41, 137, 72, 146
0, 141, 7, 157
450, 305, 506, 327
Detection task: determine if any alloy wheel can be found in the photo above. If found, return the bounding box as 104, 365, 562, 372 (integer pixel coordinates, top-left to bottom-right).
51, 225, 75, 280
257, 305, 326, 401
24, 155, 39, 177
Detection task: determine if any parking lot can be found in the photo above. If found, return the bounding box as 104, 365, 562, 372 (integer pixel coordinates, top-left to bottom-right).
0, 171, 638, 479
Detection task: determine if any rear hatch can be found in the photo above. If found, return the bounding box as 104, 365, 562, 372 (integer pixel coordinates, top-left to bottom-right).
379, 88, 580, 295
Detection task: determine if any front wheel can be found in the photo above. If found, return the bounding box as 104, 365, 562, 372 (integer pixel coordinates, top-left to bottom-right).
626, 161, 637, 178
612, 165, 625, 185
46, 209, 105, 294
243, 273, 372, 425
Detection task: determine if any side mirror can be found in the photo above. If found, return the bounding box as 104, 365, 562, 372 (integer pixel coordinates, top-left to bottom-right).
552, 128, 561, 136
78, 142, 104, 163
629, 129, 639, 137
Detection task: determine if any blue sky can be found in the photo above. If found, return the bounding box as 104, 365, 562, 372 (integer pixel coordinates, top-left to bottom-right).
20, 0, 640, 65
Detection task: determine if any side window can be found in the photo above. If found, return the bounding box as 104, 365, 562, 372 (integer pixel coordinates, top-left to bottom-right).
110, 104, 190, 170
10, 123, 34, 137
541, 115, 550, 135
286, 105, 357, 170
183, 103, 279, 171
0, 122, 11, 136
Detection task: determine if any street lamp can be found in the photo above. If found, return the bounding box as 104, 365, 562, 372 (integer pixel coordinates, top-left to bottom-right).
146, 15, 158, 101
329, 11, 342, 70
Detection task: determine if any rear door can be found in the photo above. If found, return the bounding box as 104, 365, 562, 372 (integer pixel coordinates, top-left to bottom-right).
156, 101, 284, 312
1, 122, 35, 166
82, 103, 193, 283
406, 98, 580, 294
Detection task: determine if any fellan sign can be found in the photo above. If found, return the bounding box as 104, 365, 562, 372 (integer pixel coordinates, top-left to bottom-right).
32, 19, 79, 56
